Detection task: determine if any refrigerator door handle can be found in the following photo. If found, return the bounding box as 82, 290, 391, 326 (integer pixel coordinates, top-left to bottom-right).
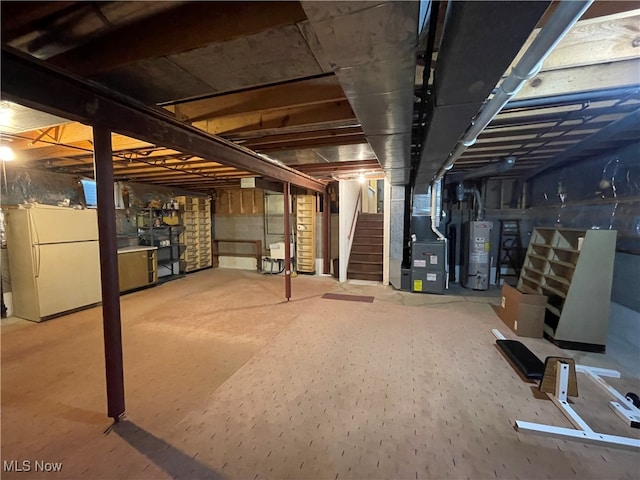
34, 244, 41, 278
30, 209, 41, 245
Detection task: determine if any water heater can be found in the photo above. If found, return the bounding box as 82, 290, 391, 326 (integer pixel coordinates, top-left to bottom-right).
461, 221, 493, 290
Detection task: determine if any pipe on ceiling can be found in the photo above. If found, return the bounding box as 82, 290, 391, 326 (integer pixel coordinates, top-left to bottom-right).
462, 156, 516, 181
429, 180, 448, 289
413, 1, 552, 192
433, 0, 594, 182
455, 183, 485, 221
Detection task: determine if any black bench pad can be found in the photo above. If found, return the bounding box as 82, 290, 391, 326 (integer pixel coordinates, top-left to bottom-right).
496, 339, 545, 380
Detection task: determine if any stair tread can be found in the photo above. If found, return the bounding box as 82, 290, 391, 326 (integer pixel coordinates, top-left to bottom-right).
349, 215, 383, 280
348, 274, 383, 280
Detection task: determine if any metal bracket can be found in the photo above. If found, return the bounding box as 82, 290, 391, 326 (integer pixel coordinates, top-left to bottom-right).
516, 356, 640, 450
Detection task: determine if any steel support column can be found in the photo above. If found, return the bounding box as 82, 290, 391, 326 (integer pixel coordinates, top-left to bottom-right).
93, 126, 125, 421
283, 182, 292, 301
323, 192, 331, 275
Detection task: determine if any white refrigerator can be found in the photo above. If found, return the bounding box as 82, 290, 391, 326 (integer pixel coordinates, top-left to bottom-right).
5, 205, 102, 322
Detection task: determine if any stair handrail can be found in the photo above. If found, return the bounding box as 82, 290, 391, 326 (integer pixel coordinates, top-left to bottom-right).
347, 188, 363, 240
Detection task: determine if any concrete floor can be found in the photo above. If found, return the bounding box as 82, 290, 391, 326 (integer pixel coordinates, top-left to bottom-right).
2, 269, 639, 479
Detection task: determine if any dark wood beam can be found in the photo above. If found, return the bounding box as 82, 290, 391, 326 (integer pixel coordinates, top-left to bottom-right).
173, 75, 345, 123
111, 164, 237, 176
2, 47, 325, 192
226, 119, 360, 141
1, 2, 79, 43
236, 126, 364, 149
255, 134, 366, 152
193, 100, 356, 136
48, 2, 307, 76
118, 170, 250, 182
292, 159, 380, 173
139, 175, 253, 186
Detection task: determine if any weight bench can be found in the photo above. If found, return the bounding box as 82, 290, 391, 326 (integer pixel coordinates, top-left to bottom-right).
491, 328, 640, 450
496, 339, 544, 381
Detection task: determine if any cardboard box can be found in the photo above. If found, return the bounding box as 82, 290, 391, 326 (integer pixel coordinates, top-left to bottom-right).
498, 284, 547, 338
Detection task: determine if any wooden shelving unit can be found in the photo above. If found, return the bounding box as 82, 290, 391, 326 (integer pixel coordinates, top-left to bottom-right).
295, 195, 316, 273
177, 196, 213, 272
517, 227, 617, 352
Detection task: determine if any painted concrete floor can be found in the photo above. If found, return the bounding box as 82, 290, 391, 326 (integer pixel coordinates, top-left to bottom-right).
1, 269, 639, 479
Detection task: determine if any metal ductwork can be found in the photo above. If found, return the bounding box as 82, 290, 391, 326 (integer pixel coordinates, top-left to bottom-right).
301, 2, 420, 185
413, 1, 552, 193
455, 184, 485, 221
433, 0, 594, 181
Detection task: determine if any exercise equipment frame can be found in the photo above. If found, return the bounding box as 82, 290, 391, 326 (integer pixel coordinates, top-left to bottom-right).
492, 329, 640, 450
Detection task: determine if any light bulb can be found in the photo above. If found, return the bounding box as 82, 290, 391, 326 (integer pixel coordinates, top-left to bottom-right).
0, 145, 14, 161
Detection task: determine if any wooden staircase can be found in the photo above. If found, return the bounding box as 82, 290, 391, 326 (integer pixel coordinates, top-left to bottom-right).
348, 213, 383, 282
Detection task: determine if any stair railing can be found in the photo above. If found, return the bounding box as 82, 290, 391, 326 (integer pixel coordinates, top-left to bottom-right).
347, 188, 363, 240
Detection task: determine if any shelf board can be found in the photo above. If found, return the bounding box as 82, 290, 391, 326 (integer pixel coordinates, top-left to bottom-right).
158, 259, 178, 266
546, 304, 561, 317
529, 253, 548, 261
523, 265, 544, 276
544, 274, 570, 286
552, 245, 578, 253
548, 258, 575, 268
521, 275, 541, 286
531, 243, 551, 249
519, 282, 540, 294
541, 283, 567, 298
543, 323, 557, 335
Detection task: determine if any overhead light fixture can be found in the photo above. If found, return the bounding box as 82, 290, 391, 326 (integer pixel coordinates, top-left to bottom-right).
331, 171, 385, 182
0, 145, 14, 161
0, 102, 12, 127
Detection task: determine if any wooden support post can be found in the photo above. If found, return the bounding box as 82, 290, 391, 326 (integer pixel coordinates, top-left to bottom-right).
323, 192, 331, 275
92, 126, 125, 421
283, 182, 292, 301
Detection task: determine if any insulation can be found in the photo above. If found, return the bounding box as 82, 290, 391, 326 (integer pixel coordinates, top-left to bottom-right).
1, 167, 83, 207
527, 143, 640, 251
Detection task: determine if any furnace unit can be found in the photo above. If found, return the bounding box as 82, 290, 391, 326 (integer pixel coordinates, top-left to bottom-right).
460, 221, 493, 290
410, 241, 446, 294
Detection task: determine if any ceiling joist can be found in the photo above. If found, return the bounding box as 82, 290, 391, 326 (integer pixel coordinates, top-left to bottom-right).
47, 2, 307, 76
1, 47, 326, 192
